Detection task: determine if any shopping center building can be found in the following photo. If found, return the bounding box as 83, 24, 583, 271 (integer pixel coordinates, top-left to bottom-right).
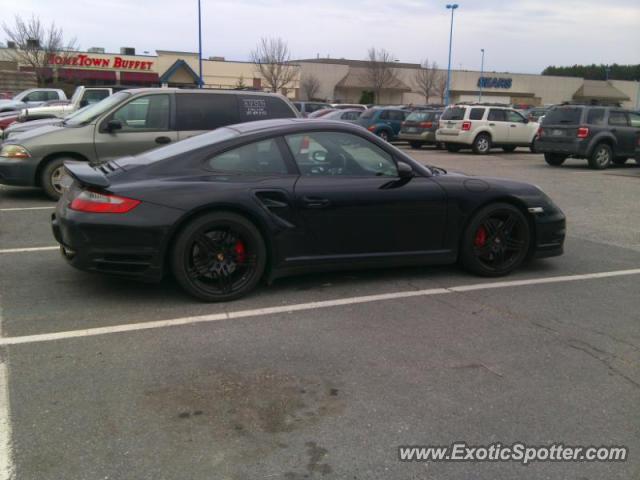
0, 46, 638, 109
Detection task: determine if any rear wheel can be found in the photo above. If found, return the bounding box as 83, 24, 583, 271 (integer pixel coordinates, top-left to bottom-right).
460, 203, 531, 277
612, 157, 628, 165
502, 146, 517, 153
378, 130, 389, 142
171, 212, 266, 302
445, 143, 461, 152
544, 153, 567, 166
409, 141, 423, 149
588, 143, 612, 169
529, 141, 537, 153
472, 133, 491, 155
40, 157, 68, 200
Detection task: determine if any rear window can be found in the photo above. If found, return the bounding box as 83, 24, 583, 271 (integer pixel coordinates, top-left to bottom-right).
542, 107, 582, 125
441, 107, 465, 121
406, 111, 436, 122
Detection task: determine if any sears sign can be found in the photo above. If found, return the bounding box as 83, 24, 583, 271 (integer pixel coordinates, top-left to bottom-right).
477, 77, 512, 89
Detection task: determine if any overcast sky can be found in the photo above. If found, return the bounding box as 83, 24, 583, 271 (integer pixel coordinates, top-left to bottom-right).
1, 0, 639, 74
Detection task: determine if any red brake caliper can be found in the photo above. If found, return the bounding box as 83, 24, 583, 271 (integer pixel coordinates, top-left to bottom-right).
234, 240, 246, 263
474, 226, 487, 247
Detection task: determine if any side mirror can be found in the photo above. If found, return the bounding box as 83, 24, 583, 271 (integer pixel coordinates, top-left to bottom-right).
106, 119, 122, 132
397, 161, 414, 178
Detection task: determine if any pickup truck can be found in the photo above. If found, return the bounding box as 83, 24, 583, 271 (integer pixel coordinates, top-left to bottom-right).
0, 88, 67, 113
20, 86, 114, 120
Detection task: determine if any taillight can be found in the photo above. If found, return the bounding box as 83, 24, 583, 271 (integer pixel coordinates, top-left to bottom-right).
577, 127, 589, 139
462, 121, 472, 131
367, 125, 377, 132
401, 121, 406, 127
419, 121, 433, 128
536, 127, 543, 139
70, 190, 140, 214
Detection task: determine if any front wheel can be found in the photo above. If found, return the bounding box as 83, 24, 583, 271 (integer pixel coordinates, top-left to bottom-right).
460, 203, 531, 277
40, 157, 68, 200
171, 212, 267, 302
472, 133, 492, 155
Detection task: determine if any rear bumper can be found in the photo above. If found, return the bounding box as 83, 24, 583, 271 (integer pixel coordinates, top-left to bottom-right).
399, 131, 437, 142
535, 139, 588, 157
435, 130, 473, 145
532, 211, 566, 259
0, 157, 38, 186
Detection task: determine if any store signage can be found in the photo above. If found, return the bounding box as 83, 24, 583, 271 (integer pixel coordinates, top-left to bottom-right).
477, 77, 512, 89
47, 54, 154, 71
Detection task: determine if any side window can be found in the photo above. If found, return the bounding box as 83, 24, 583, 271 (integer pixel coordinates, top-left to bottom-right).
506, 110, 526, 123
46, 91, 60, 101
238, 95, 297, 122
342, 111, 359, 120
176, 93, 238, 131
628, 112, 640, 128
378, 110, 390, 120
285, 131, 398, 177
24, 91, 46, 102
608, 111, 629, 127
206, 138, 288, 175
469, 108, 485, 120
488, 109, 506, 122
389, 111, 406, 121
587, 108, 606, 125
113, 94, 170, 131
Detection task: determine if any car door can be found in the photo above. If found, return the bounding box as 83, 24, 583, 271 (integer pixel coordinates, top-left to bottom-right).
487, 109, 510, 143
608, 110, 635, 156
388, 110, 408, 136
94, 93, 177, 162
285, 130, 447, 258
505, 109, 531, 144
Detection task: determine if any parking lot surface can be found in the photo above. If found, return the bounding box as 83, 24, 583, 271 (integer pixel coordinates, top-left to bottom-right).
0, 147, 639, 479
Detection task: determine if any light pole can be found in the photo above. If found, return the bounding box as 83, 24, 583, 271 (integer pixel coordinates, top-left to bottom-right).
478, 48, 485, 102
198, 0, 203, 88
445, 4, 459, 105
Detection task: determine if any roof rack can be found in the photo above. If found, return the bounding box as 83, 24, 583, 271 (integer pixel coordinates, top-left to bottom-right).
452, 102, 511, 107
558, 100, 622, 107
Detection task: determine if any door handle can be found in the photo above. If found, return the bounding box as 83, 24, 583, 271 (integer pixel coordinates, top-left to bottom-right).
302, 196, 330, 208
489, 123, 495, 126
155, 136, 172, 144
510, 124, 517, 128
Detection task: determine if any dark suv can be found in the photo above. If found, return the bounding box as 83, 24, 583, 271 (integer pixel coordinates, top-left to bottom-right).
536, 105, 640, 169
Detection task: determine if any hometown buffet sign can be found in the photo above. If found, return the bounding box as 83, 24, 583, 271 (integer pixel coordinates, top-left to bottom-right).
477, 77, 513, 89
47, 53, 154, 71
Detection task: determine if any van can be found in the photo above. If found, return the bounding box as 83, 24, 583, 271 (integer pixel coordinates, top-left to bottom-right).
0, 88, 300, 199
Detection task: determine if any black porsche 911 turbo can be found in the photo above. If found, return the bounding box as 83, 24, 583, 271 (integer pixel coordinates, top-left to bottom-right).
52, 119, 565, 301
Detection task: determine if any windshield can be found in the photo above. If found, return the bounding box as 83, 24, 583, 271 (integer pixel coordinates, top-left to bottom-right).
64, 91, 130, 126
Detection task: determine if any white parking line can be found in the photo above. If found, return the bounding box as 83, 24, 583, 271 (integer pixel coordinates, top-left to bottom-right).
0, 246, 58, 254
0, 299, 14, 479
0, 268, 639, 347
0, 206, 54, 212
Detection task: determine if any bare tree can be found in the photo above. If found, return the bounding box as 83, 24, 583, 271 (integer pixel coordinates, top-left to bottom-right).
412, 59, 439, 103
362, 47, 398, 104
3, 14, 77, 86
300, 73, 320, 100
251, 37, 298, 93
433, 72, 448, 103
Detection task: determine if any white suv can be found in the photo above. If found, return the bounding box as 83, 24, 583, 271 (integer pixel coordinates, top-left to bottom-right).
436, 104, 539, 154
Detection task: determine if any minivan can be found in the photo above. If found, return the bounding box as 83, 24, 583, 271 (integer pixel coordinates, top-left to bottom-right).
0, 88, 300, 199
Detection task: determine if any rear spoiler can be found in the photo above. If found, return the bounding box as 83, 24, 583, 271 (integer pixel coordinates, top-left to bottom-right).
64, 162, 110, 188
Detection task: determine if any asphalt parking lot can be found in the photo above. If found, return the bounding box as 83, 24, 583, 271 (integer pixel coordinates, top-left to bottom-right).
0, 147, 639, 479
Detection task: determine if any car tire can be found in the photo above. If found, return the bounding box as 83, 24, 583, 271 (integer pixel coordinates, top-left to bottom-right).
171, 211, 267, 302
40, 157, 69, 201
588, 143, 613, 170
378, 130, 390, 142
459, 203, 531, 277
445, 143, 461, 152
502, 146, 517, 153
472, 133, 491, 155
612, 157, 628, 165
529, 141, 537, 153
544, 153, 567, 166
409, 141, 423, 149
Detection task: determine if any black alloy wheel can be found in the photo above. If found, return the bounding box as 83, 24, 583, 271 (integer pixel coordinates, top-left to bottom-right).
172, 212, 266, 301
460, 203, 531, 277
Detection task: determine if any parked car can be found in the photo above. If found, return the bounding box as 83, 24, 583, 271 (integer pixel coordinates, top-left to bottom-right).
0, 88, 67, 113
52, 118, 565, 302
331, 103, 367, 111
320, 109, 362, 124
436, 104, 539, 154
399, 110, 443, 148
0, 88, 299, 199
307, 108, 336, 118
357, 107, 410, 141
0, 111, 19, 135
535, 104, 640, 169
292, 101, 332, 117
1, 105, 95, 142
19, 86, 116, 121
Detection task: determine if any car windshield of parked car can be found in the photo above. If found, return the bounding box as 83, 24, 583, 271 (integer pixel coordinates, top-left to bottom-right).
63, 91, 130, 126
441, 107, 466, 120
542, 107, 582, 125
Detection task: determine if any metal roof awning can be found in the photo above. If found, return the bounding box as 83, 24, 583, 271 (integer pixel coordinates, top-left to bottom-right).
336, 68, 411, 91
573, 80, 629, 101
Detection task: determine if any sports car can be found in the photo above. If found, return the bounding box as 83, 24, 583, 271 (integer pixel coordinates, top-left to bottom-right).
51, 119, 565, 301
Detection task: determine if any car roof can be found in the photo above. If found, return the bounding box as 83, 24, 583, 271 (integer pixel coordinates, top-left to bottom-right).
225, 118, 364, 135
117, 87, 287, 97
